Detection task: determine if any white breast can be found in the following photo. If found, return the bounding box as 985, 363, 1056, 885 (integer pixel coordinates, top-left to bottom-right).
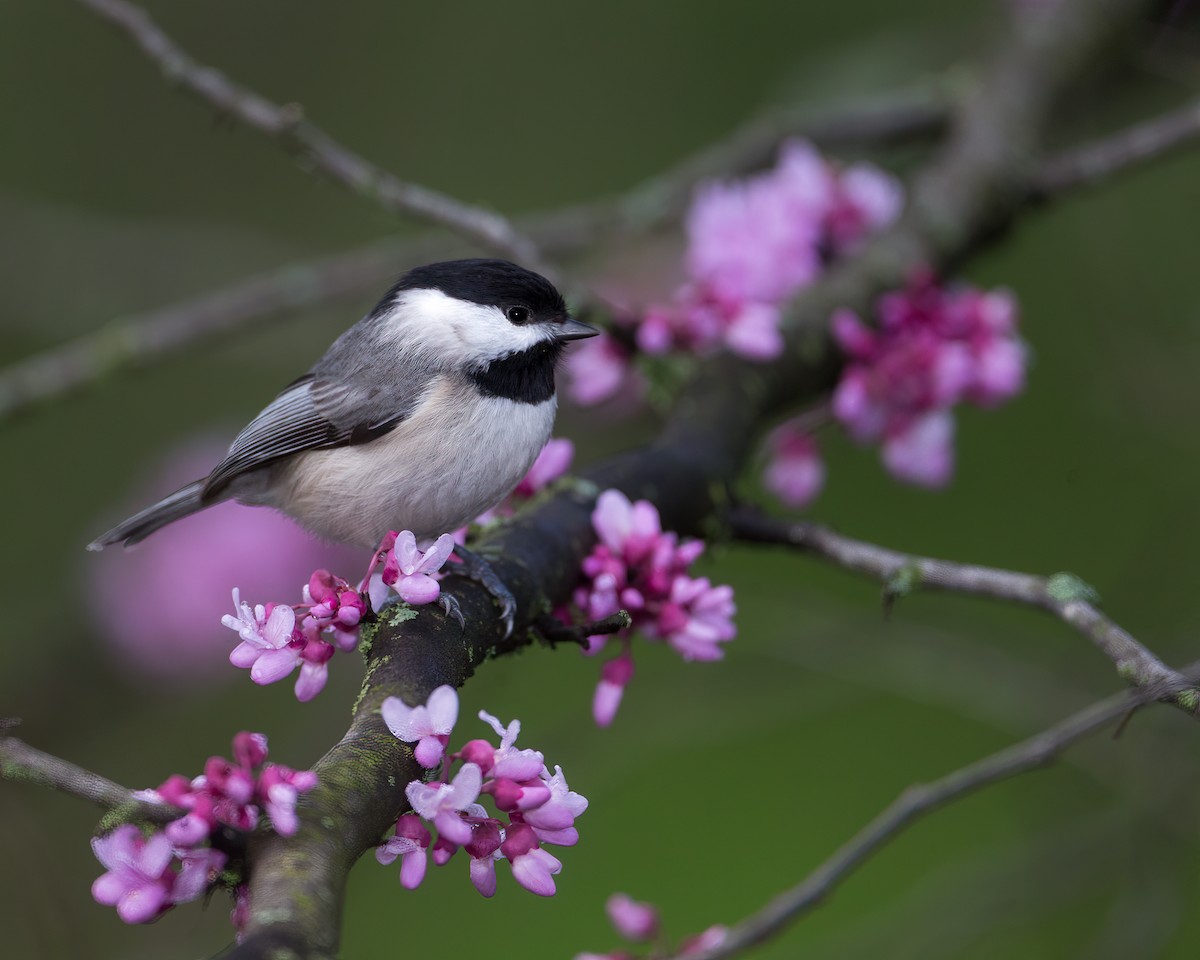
270, 378, 557, 546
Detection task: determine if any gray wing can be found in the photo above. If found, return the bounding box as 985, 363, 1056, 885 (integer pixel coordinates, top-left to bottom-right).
202, 370, 423, 500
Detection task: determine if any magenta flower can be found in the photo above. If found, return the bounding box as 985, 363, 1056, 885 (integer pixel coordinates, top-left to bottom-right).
294, 637, 335, 702
520, 765, 589, 846
572, 490, 737, 723
478, 711, 545, 781
258, 765, 319, 836
87, 439, 350, 686
465, 821, 504, 898
223, 591, 302, 684
680, 926, 730, 955
383, 684, 460, 769
648, 576, 736, 662
565, 333, 640, 406
383, 531, 455, 604
830, 275, 1025, 487
406, 762, 483, 847
763, 425, 825, 508
376, 814, 432, 889
593, 653, 634, 728
173, 847, 227, 904
881, 410, 956, 488
90, 826, 176, 924
515, 438, 574, 497
606, 893, 660, 942
638, 139, 902, 363
501, 823, 562, 897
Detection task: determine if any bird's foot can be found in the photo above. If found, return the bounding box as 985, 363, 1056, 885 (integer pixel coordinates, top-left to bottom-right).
439, 592, 465, 630
451, 545, 517, 638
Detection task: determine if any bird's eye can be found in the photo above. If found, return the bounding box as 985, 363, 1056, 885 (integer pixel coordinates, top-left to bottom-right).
506, 306, 530, 325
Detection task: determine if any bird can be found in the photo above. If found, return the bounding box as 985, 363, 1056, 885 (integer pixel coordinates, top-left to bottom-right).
88, 259, 597, 561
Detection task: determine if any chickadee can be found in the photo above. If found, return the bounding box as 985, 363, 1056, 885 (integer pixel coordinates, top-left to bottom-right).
89, 259, 597, 558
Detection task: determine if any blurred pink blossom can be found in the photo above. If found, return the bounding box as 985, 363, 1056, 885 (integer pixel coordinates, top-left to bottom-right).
763, 425, 825, 508
633, 139, 903, 365
831, 275, 1025, 488
87, 439, 351, 684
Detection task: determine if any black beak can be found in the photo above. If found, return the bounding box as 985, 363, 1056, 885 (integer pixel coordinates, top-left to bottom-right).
554, 317, 601, 341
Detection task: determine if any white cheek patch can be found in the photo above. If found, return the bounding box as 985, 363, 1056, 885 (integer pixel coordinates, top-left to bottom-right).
379, 288, 555, 365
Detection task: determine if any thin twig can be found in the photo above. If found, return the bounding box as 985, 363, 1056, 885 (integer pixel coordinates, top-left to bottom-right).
671, 666, 1199, 960
1031, 94, 1200, 197
76, 0, 545, 267
0, 82, 945, 425
534, 610, 632, 647
729, 508, 1200, 715
0, 731, 181, 826
0, 236, 430, 421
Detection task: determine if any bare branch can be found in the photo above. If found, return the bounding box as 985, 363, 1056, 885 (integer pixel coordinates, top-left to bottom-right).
75, 0, 545, 266
671, 666, 1200, 960
0, 729, 181, 826
0, 81, 945, 424
730, 508, 1200, 715
0, 236, 435, 423
1031, 95, 1200, 197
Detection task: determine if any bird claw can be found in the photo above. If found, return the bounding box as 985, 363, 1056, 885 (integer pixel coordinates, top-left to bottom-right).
439, 592, 465, 630
452, 545, 517, 639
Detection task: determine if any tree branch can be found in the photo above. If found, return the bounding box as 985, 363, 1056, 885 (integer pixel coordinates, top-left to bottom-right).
670, 664, 1200, 960
729, 508, 1200, 715
221, 1, 1165, 953
76, 0, 545, 267
0, 728, 181, 827
1030, 94, 1200, 197
0, 80, 945, 424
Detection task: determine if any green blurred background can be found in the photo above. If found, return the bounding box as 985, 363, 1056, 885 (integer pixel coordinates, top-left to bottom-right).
3, 1, 1200, 957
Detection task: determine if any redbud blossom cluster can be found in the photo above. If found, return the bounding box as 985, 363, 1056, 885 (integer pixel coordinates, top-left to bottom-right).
764, 273, 1027, 504
378, 686, 587, 897
567, 139, 902, 404
218, 439, 575, 700
220, 532, 453, 700
92, 732, 315, 925
571, 490, 736, 727
576, 893, 729, 960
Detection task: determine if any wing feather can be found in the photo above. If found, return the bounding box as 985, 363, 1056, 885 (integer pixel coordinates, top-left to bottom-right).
202, 372, 417, 499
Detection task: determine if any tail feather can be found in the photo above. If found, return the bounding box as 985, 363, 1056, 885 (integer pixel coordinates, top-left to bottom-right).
87, 480, 209, 551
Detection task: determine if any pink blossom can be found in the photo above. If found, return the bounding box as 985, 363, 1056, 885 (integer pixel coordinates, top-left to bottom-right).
520, 765, 588, 846
501, 823, 562, 897
223, 591, 302, 683
680, 926, 731, 955
478, 711, 546, 781
258, 765, 318, 836
763, 425, 825, 508
566, 333, 638, 406
383, 531, 455, 605
652, 576, 737, 662
155, 732, 315, 847
515, 438, 574, 497
376, 814, 431, 889
831, 275, 1025, 487
571, 491, 737, 723
87, 439, 350, 685
382, 685, 460, 769
606, 893, 660, 942
173, 847, 227, 904
405, 763, 483, 847
641, 139, 902, 362
90, 826, 176, 924
592, 489, 664, 565
294, 637, 335, 701
593, 653, 634, 727
881, 411, 956, 488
